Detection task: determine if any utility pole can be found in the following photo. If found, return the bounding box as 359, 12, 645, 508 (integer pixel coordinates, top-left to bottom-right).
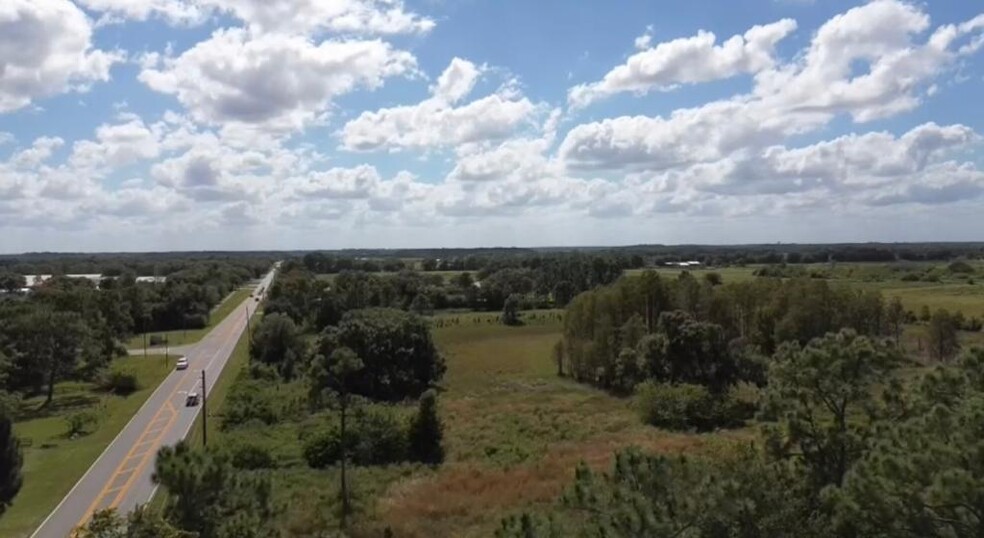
164, 337, 169, 369
201, 370, 208, 447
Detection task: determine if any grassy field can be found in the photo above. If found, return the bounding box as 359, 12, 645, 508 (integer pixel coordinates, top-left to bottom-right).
193, 312, 748, 537
626, 266, 759, 284
365, 317, 751, 537
126, 287, 253, 349
0, 355, 176, 538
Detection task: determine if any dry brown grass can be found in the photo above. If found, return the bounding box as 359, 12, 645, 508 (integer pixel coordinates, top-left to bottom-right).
373, 428, 751, 538
360, 320, 754, 537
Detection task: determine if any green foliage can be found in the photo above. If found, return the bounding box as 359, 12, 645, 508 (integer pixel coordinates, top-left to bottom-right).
561, 275, 891, 393
226, 442, 275, 470
315, 308, 444, 401
250, 313, 306, 380
303, 409, 407, 468
0, 396, 22, 516
830, 348, 984, 537
948, 260, 975, 273
153, 442, 277, 538
762, 330, 902, 491
635, 381, 751, 432
65, 410, 99, 438
220, 381, 279, 429
97, 370, 139, 396
498, 448, 819, 538
72, 506, 193, 538
928, 308, 961, 361
407, 389, 444, 464
502, 294, 522, 326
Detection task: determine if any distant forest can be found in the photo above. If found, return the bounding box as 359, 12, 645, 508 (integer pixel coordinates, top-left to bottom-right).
3, 242, 983, 276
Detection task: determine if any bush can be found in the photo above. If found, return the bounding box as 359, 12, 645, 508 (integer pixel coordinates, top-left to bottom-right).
407, 389, 444, 464
900, 273, 920, 282
65, 411, 98, 438
148, 334, 166, 346
948, 261, 974, 273
97, 370, 139, 396
227, 442, 275, 469
221, 383, 279, 430
635, 382, 750, 432
303, 409, 407, 468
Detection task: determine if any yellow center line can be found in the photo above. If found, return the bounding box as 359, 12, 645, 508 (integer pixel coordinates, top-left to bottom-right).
73, 298, 252, 529
75, 362, 192, 526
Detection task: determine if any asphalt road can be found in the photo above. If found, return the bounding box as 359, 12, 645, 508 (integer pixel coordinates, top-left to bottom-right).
31, 266, 278, 538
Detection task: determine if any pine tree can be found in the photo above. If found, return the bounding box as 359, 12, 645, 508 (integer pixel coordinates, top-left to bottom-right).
408, 389, 444, 464
0, 395, 23, 516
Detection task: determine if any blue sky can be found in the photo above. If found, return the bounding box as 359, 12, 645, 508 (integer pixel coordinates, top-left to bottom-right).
1, 0, 983, 253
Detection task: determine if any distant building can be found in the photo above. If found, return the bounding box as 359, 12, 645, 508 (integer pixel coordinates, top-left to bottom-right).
663, 261, 703, 268
21, 274, 166, 290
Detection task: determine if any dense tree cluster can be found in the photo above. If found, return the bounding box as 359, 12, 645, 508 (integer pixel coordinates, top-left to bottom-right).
560, 273, 888, 393
0, 260, 263, 404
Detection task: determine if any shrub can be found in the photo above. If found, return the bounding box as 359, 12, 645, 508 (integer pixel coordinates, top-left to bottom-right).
407, 389, 444, 464
65, 411, 98, 438
228, 442, 275, 469
149, 335, 166, 346
900, 273, 920, 282
303, 409, 407, 468
221, 383, 279, 430
948, 261, 974, 273
98, 370, 139, 396
635, 382, 750, 432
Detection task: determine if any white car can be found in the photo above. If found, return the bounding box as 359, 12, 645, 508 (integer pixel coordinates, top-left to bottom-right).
176, 357, 189, 370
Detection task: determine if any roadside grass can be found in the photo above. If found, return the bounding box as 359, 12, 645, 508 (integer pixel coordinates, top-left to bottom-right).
186, 314, 256, 447
0, 355, 175, 538
126, 287, 253, 349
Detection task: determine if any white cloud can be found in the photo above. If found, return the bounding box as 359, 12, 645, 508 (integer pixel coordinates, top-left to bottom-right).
200, 0, 434, 36
69, 116, 162, 170
0, 0, 122, 113
291, 164, 381, 199
139, 28, 417, 130
341, 57, 538, 152
76, 0, 433, 35
76, 0, 206, 25
569, 19, 797, 108
561, 0, 984, 171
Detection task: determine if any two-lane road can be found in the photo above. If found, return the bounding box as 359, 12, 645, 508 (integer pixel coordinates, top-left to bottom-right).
31, 267, 277, 537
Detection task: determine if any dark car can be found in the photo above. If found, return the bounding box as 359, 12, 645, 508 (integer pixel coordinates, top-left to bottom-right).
185, 392, 200, 407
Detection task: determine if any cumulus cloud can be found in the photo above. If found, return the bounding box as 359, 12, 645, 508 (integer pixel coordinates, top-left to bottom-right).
561, 0, 984, 171
139, 28, 417, 130
341, 57, 538, 151
200, 0, 434, 36
78, 0, 433, 35
569, 19, 797, 108
69, 115, 163, 170
0, 0, 122, 113
76, 0, 206, 25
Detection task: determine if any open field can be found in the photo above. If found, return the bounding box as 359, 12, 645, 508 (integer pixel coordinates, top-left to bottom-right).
0, 355, 176, 538
126, 287, 253, 349
195, 312, 750, 537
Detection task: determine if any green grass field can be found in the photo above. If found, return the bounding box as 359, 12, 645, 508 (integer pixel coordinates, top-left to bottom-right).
0, 355, 176, 538
626, 266, 760, 283
126, 287, 253, 349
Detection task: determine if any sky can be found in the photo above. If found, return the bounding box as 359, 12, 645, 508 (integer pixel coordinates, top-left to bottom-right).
1, 0, 984, 253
